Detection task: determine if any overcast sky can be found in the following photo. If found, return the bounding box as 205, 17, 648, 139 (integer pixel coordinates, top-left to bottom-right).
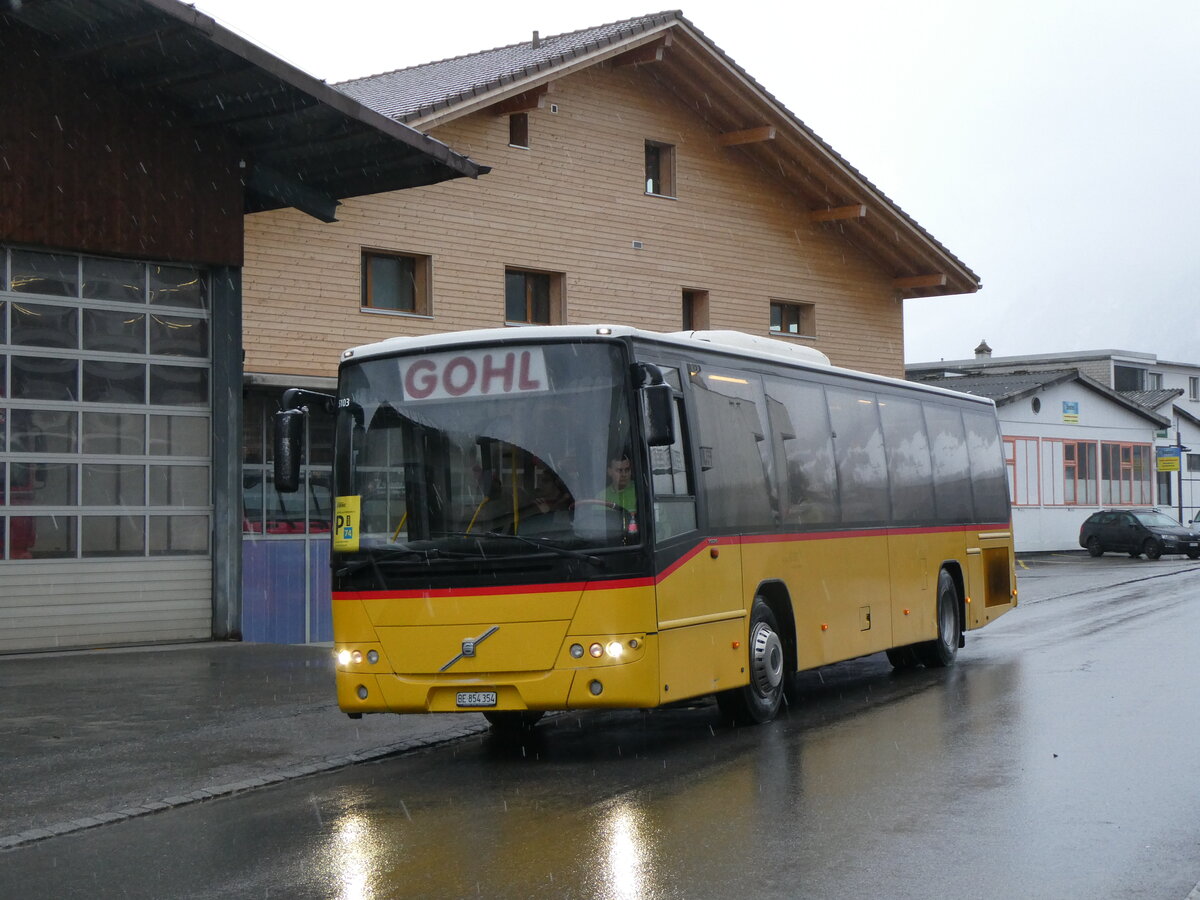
192, 0, 1199, 365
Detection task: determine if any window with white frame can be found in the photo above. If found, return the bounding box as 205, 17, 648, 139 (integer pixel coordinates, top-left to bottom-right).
1004, 436, 1040, 506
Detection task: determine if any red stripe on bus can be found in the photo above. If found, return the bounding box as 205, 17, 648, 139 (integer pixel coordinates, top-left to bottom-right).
337, 576, 657, 602
335, 522, 1010, 601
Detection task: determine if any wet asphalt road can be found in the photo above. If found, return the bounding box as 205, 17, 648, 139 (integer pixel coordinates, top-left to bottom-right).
5, 555, 1200, 899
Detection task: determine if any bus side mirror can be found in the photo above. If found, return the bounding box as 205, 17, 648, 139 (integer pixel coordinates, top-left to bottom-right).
643, 383, 675, 447
274, 409, 305, 493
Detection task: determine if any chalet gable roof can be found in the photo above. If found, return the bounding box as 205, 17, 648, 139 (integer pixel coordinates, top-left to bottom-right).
338, 10, 979, 298
339, 12, 680, 123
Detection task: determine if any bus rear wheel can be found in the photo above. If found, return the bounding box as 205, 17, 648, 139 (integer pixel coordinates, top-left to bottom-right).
717, 598, 785, 725
916, 569, 960, 668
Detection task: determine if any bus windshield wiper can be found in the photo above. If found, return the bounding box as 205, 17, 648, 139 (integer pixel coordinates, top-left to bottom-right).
480, 532, 605, 567
336, 545, 484, 576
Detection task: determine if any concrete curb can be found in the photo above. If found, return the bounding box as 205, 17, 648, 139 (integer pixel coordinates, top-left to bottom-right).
0, 721, 490, 852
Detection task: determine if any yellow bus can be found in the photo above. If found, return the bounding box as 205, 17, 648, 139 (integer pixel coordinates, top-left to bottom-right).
275, 326, 1016, 729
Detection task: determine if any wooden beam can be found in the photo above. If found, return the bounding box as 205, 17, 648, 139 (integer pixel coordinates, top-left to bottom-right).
809, 204, 866, 223
489, 84, 551, 116
893, 274, 948, 290
612, 35, 672, 67
717, 126, 776, 147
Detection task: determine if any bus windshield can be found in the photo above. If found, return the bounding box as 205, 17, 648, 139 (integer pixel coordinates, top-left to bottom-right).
334, 341, 639, 564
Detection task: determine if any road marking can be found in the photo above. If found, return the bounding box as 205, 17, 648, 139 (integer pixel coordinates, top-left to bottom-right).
1017, 560, 1029, 570
1187, 879, 1200, 900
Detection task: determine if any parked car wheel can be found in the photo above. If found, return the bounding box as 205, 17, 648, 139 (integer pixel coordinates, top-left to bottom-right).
1086, 536, 1103, 557
1142, 538, 1162, 560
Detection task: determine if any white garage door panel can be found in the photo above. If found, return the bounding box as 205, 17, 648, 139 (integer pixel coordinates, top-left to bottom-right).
0, 560, 210, 653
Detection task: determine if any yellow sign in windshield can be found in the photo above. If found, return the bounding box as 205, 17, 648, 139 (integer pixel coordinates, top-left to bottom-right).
334, 496, 361, 552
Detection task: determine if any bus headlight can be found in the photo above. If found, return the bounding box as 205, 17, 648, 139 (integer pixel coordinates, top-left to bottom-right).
337, 650, 352, 667
605, 641, 624, 659
589, 642, 604, 658
570, 643, 585, 659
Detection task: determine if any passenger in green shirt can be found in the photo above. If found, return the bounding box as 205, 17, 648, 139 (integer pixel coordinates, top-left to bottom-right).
602, 453, 637, 512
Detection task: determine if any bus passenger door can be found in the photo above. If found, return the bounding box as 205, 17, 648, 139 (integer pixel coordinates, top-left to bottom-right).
645, 366, 747, 701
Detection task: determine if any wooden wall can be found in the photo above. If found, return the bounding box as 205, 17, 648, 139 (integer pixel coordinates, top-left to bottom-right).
0, 22, 244, 266
243, 60, 904, 378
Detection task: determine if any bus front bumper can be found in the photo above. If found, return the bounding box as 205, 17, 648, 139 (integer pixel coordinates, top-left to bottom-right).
335, 643, 660, 714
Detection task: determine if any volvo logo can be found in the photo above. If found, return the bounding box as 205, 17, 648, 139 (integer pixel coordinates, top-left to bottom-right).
440, 625, 499, 671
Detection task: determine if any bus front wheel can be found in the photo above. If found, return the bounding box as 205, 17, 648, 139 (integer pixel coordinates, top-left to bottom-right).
916, 569, 960, 668
717, 598, 785, 725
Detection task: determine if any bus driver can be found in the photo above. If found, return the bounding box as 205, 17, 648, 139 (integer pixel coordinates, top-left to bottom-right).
602, 451, 637, 512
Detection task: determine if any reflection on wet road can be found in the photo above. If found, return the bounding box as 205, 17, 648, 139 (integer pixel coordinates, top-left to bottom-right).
8, 561, 1200, 899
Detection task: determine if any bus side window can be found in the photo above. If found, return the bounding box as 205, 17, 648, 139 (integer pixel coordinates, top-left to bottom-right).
962, 410, 1010, 523
826, 387, 890, 526
923, 403, 974, 523
878, 395, 935, 524
650, 375, 697, 543
689, 367, 776, 529
763, 377, 840, 526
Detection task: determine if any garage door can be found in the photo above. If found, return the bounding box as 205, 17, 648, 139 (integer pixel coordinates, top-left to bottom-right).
0, 247, 212, 652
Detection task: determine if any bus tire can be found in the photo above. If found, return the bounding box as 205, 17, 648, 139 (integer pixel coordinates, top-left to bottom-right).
716, 598, 785, 725
916, 569, 960, 668
483, 710, 544, 733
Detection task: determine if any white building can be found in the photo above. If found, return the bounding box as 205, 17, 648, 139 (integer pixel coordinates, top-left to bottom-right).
908, 369, 1168, 552
910, 348, 1200, 536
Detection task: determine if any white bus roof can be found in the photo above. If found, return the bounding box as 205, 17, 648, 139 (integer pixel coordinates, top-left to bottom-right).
341, 325, 995, 408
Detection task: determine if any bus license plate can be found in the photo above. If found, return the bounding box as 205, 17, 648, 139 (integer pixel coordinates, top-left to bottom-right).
457, 691, 497, 708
